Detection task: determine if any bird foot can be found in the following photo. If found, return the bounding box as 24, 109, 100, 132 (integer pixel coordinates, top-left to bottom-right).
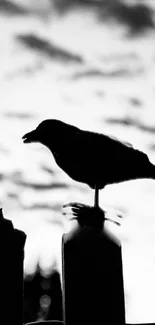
62, 202, 105, 222
62, 202, 123, 226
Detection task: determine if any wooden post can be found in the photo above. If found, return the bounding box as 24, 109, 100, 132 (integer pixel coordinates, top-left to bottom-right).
0, 209, 26, 325
62, 208, 125, 325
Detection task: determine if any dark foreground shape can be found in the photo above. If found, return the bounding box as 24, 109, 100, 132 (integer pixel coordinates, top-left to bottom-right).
0, 209, 26, 325
62, 206, 125, 325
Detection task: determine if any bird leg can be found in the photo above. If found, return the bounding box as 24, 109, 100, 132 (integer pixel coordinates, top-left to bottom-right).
94, 184, 99, 208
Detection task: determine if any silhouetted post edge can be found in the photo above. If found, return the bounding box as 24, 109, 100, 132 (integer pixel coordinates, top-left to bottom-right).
62, 234, 66, 325
25, 321, 63, 324
0, 209, 26, 325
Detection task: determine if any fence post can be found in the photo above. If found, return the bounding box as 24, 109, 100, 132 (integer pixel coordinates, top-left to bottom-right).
0, 208, 26, 325
62, 207, 125, 325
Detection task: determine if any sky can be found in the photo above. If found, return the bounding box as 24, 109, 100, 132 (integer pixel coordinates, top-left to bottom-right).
1, 0, 155, 322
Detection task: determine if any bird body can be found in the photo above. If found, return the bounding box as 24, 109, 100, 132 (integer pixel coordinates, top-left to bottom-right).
22, 119, 155, 207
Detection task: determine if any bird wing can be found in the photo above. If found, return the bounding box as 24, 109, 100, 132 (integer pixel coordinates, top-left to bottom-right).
53, 126, 151, 189
73, 129, 151, 185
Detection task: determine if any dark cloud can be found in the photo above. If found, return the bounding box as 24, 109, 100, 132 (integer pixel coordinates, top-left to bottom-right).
17, 34, 83, 64
71, 67, 141, 80
106, 117, 155, 134
52, 0, 154, 34
113, 3, 154, 34
0, 0, 28, 15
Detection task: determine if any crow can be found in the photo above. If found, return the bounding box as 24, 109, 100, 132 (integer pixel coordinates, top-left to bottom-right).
22, 119, 155, 207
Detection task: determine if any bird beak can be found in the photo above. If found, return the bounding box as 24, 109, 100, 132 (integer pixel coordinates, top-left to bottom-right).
22, 129, 38, 143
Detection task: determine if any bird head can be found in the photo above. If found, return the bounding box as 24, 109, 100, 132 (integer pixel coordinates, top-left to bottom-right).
22, 119, 69, 147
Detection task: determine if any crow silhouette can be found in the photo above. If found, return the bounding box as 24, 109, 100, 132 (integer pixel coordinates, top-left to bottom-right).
22, 119, 155, 207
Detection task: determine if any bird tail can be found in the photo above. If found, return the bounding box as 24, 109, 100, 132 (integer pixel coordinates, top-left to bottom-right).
146, 162, 155, 180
